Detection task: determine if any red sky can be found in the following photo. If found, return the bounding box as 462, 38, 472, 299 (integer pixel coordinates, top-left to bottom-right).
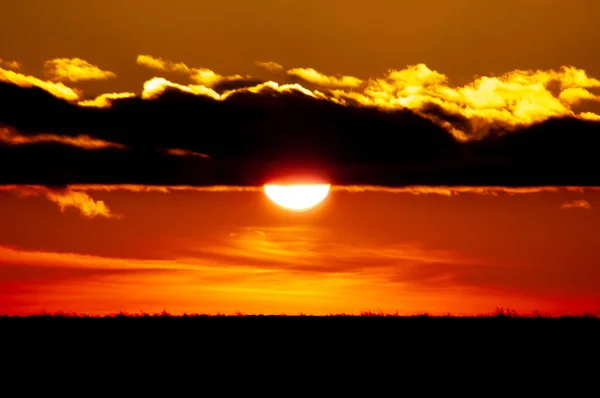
1, 187, 598, 316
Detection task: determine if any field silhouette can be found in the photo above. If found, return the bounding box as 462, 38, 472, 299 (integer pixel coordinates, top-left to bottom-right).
3, 309, 599, 377
4, 307, 600, 320
3, 308, 599, 338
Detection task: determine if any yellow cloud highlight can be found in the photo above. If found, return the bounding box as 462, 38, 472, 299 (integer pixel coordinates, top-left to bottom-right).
288, 67, 363, 89
223, 80, 326, 99
141, 76, 325, 102
3, 55, 600, 139
43, 58, 117, 82
0, 66, 81, 101
579, 112, 600, 122
135, 61, 600, 139
137, 54, 190, 73
0, 127, 126, 150
331, 64, 600, 140
136, 54, 244, 87
77, 92, 137, 108
141, 77, 220, 100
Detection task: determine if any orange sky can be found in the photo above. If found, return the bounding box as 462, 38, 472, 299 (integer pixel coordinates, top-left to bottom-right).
2, 0, 600, 316
1, 187, 598, 316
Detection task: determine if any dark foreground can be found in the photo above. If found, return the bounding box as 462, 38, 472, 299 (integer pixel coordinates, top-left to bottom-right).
2, 314, 599, 385
3, 312, 600, 345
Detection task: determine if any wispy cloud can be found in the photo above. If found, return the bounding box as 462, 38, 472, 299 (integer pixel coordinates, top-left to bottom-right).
0, 243, 379, 315
136, 54, 245, 87
0, 126, 127, 150
3, 184, 597, 219
255, 61, 284, 73
561, 199, 592, 210
0, 58, 22, 71
165, 148, 210, 158
0, 185, 120, 219
332, 186, 597, 195
32, 184, 600, 195
197, 226, 481, 275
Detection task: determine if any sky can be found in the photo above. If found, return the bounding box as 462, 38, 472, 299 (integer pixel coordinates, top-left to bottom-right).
2, 187, 599, 316
1, 0, 600, 315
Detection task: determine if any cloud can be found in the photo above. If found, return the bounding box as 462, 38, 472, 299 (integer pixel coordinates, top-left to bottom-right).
579, 112, 600, 122
43, 58, 117, 82
2, 184, 598, 219
77, 92, 137, 108
141, 77, 221, 100
332, 186, 595, 195
165, 148, 210, 158
0, 58, 22, 71
287, 67, 363, 88
45, 189, 120, 218
197, 226, 481, 275
66, 185, 262, 193
0, 242, 380, 315
5, 56, 600, 137
1, 58, 600, 187
136, 54, 245, 87
38, 184, 600, 195
255, 61, 284, 73
2, 224, 599, 315
330, 64, 600, 140
561, 199, 592, 210
0, 124, 210, 169
0, 185, 119, 219
0, 65, 81, 101
0, 244, 194, 285
180, 225, 600, 299
0, 126, 126, 150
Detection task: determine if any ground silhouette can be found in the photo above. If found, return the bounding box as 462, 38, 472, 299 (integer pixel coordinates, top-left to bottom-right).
3, 309, 598, 378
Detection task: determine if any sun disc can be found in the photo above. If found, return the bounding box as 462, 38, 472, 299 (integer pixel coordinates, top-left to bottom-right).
264, 184, 331, 211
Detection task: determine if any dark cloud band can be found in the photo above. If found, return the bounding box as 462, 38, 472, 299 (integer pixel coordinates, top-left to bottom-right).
1, 81, 599, 186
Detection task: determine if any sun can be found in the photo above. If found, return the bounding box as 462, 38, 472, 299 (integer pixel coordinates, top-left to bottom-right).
264, 184, 331, 211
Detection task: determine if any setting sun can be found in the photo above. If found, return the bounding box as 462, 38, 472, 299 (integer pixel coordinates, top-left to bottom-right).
263, 184, 331, 211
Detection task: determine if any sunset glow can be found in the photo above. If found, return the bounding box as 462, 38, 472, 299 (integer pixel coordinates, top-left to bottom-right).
2, 0, 600, 318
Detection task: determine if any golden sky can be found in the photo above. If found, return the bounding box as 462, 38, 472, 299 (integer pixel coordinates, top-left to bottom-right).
3, 0, 600, 95
1, 0, 600, 316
